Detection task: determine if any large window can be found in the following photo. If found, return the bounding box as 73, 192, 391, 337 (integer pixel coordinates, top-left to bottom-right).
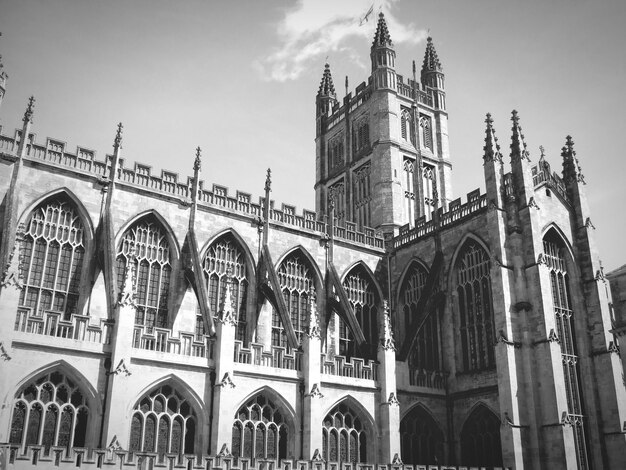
403, 158, 415, 225
129, 384, 196, 454
544, 231, 589, 468
353, 163, 371, 228
460, 405, 502, 467
419, 115, 433, 151
232, 395, 288, 460
328, 134, 344, 170
422, 163, 436, 220
328, 180, 345, 222
322, 402, 366, 464
273, 253, 313, 347
456, 241, 495, 371
203, 234, 248, 341
401, 108, 415, 145
116, 216, 171, 332
9, 371, 89, 452
340, 265, 378, 360
352, 116, 370, 156
19, 197, 86, 318
400, 405, 444, 465
399, 262, 440, 371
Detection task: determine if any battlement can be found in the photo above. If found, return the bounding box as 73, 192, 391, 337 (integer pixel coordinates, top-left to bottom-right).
393, 189, 487, 249
0, 444, 512, 470
0, 129, 384, 250
395, 74, 433, 106
327, 80, 373, 131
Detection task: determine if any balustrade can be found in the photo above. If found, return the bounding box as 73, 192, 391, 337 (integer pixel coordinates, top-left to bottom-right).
320, 353, 378, 381
132, 326, 214, 359
234, 341, 302, 371
408, 368, 447, 389
14, 308, 111, 344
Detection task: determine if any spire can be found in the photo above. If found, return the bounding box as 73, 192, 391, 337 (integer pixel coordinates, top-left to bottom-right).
562, 135, 585, 184
372, 13, 393, 48
509, 110, 529, 163
317, 64, 336, 98
422, 37, 442, 73
262, 168, 271, 245
193, 146, 201, 173
23, 96, 35, 124
483, 113, 502, 163
113, 122, 123, 150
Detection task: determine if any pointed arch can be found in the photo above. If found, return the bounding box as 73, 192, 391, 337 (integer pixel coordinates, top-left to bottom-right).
199, 228, 256, 275
460, 403, 502, 467
451, 234, 496, 371
115, 209, 181, 259
321, 395, 374, 464
128, 374, 203, 455
232, 386, 296, 460
400, 403, 444, 465
200, 229, 254, 342
541, 223, 576, 266
447, 232, 491, 279
340, 261, 384, 302
7, 360, 100, 451
275, 245, 323, 289
17, 192, 93, 318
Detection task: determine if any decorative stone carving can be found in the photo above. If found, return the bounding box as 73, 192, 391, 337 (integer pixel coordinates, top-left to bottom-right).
608, 341, 620, 355
548, 328, 560, 343
217, 444, 232, 457
527, 197, 540, 210
107, 358, 131, 377
307, 287, 321, 339
497, 330, 521, 348
536, 253, 548, 266
379, 300, 396, 351
0, 341, 11, 361
307, 383, 324, 399
584, 217, 595, 230
311, 449, 325, 462
219, 269, 238, 327
1, 222, 26, 290
216, 372, 236, 388
117, 250, 137, 308
391, 453, 403, 465
387, 392, 400, 406
107, 435, 123, 451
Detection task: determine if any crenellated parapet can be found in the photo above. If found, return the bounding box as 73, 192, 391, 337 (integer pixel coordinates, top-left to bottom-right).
0, 130, 385, 250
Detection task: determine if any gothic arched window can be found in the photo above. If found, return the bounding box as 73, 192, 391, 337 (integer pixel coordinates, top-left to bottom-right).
328, 180, 345, 222
203, 234, 249, 342
403, 158, 415, 225
353, 163, 372, 228
352, 117, 370, 155
232, 395, 288, 460
456, 241, 495, 371
18, 197, 86, 318
322, 402, 366, 464
273, 253, 314, 347
400, 406, 444, 465
116, 216, 172, 332
129, 384, 196, 455
543, 230, 589, 468
399, 263, 440, 371
422, 163, 436, 220
460, 405, 502, 467
419, 115, 433, 151
401, 109, 415, 144
9, 371, 90, 452
340, 266, 378, 360
328, 134, 344, 170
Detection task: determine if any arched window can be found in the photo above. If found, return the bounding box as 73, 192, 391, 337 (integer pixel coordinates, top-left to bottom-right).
129, 384, 196, 455
460, 405, 502, 467
340, 266, 378, 360
18, 197, 86, 318
400, 406, 444, 465
543, 230, 589, 468
456, 241, 495, 371
353, 163, 371, 229
403, 158, 415, 225
401, 109, 415, 145
328, 180, 345, 222
328, 134, 344, 170
322, 402, 366, 464
352, 116, 370, 155
419, 115, 433, 151
399, 263, 440, 371
422, 163, 436, 220
232, 395, 288, 460
273, 253, 314, 347
10, 371, 90, 452
116, 216, 171, 332
202, 233, 248, 342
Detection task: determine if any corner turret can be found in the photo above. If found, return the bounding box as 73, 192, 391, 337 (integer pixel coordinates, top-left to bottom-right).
370, 13, 396, 91
483, 113, 504, 208
421, 37, 445, 109
316, 63, 336, 118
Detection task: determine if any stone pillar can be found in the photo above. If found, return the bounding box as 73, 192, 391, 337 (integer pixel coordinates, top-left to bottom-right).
302, 288, 323, 458
210, 271, 237, 454
377, 301, 401, 463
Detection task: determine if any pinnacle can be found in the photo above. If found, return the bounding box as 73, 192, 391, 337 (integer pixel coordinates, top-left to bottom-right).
372, 12, 393, 48
23, 96, 35, 124
113, 122, 123, 149
483, 112, 502, 163
194, 146, 202, 172
317, 63, 336, 97
509, 110, 529, 162
422, 36, 442, 73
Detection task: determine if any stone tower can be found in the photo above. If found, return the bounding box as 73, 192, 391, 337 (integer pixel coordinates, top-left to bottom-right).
314, 14, 452, 237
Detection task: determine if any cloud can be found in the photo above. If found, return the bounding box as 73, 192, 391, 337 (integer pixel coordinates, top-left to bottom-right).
256, 0, 425, 82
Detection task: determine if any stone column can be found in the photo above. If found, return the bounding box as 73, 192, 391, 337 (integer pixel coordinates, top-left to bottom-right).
377, 301, 401, 463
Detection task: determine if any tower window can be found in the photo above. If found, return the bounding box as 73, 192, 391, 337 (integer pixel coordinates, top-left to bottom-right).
328, 134, 345, 170
328, 180, 346, 222
401, 109, 415, 145
403, 158, 415, 225
353, 163, 372, 228
352, 116, 370, 155
419, 115, 433, 151
422, 163, 436, 220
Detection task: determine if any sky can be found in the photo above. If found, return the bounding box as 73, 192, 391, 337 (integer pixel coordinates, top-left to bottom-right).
0, 0, 625, 271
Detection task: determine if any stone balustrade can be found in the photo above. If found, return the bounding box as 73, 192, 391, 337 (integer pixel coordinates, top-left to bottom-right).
320, 353, 378, 381
408, 368, 447, 389
132, 326, 214, 360
14, 308, 111, 344
234, 341, 302, 371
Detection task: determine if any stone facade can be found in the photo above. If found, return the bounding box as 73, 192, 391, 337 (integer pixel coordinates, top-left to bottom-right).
0, 13, 625, 470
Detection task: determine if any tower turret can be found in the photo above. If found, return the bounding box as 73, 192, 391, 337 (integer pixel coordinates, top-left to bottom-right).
421, 37, 445, 110
316, 63, 336, 120
370, 13, 396, 91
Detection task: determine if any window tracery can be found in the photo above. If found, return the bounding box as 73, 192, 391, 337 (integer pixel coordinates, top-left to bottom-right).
328, 134, 344, 170
328, 180, 345, 222
129, 384, 196, 454
456, 241, 495, 371
352, 116, 370, 155
460, 406, 502, 467
19, 198, 86, 318
203, 234, 248, 341
400, 406, 444, 465
340, 266, 378, 359
322, 402, 366, 464
353, 163, 371, 228
273, 254, 313, 347
9, 371, 89, 452
419, 115, 433, 151
422, 163, 436, 220
403, 158, 415, 224
116, 216, 171, 332
401, 109, 415, 145
231, 395, 288, 460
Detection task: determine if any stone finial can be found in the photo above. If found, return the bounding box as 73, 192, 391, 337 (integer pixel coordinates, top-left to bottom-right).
317, 63, 336, 97
23, 96, 35, 124
264, 168, 272, 193
422, 36, 442, 73
483, 113, 502, 163
113, 122, 123, 150
561, 135, 585, 184
372, 12, 393, 48
380, 299, 396, 351
510, 110, 530, 163
193, 146, 201, 172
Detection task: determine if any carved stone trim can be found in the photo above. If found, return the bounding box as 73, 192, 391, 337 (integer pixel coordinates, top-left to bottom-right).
311, 449, 325, 462
218, 270, 238, 327
107, 358, 131, 377
391, 453, 403, 465
306, 383, 324, 399
307, 287, 321, 339
216, 372, 236, 388
217, 444, 232, 457
504, 412, 528, 429
1, 222, 26, 290
548, 328, 560, 343
0, 341, 11, 361
386, 392, 400, 407
527, 197, 540, 210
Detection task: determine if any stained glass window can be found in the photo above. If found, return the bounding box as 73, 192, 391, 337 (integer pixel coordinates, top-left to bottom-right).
353, 163, 371, 228
400, 406, 444, 465
340, 265, 378, 360
460, 405, 502, 467
19, 198, 85, 318
322, 402, 366, 464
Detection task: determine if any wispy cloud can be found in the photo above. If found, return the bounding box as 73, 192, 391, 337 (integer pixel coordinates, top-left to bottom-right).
256, 0, 425, 82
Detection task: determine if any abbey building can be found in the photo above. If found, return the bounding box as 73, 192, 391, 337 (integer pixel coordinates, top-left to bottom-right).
0, 13, 625, 470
